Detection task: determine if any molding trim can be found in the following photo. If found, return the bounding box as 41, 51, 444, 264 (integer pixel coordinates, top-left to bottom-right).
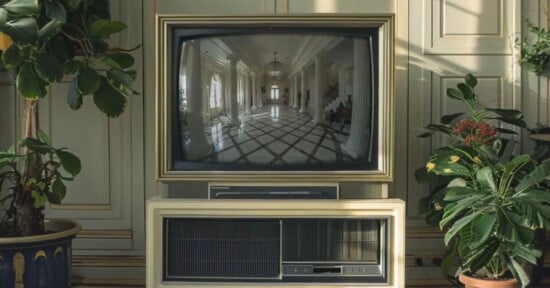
72, 255, 145, 267
77, 229, 133, 239
72, 276, 145, 287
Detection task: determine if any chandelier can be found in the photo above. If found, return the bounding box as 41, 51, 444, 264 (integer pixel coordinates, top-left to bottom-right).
269, 51, 282, 80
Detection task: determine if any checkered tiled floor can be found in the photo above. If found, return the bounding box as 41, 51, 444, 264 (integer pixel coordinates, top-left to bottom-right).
194, 105, 358, 165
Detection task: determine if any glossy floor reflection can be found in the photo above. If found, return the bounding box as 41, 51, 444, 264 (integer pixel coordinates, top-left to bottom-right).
199, 104, 354, 165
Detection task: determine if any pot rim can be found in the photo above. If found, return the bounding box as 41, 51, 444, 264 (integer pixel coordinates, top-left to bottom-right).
459, 273, 518, 286
0, 218, 81, 244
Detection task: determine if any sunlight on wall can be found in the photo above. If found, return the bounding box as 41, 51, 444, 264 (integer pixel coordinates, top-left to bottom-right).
313, 0, 337, 13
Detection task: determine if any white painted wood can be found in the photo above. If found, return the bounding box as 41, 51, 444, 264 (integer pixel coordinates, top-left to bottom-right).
423, 0, 518, 55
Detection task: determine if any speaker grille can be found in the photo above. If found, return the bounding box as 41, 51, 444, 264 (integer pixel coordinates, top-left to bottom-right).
283, 219, 380, 262
164, 218, 280, 280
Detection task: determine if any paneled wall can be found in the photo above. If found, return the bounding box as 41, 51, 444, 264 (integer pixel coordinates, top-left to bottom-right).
1, 0, 547, 286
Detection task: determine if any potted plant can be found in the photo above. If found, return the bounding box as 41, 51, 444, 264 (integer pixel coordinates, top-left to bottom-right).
520, 21, 550, 76
0, 0, 136, 286
420, 74, 550, 288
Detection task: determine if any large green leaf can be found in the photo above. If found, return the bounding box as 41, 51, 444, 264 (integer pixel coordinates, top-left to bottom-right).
470, 214, 496, 248
486, 108, 523, 119
1, 44, 22, 68
0, 8, 8, 29
515, 160, 550, 193
77, 66, 100, 95
440, 194, 484, 229
16, 62, 47, 99
93, 77, 127, 117
4, 17, 37, 44
509, 256, 531, 288
446, 88, 464, 100
444, 210, 484, 246
89, 19, 127, 38
20, 137, 51, 153
501, 209, 534, 244
57, 150, 81, 176
508, 242, 541, 265
107, 69, 134, 95
2, 0, 38, 15
37, 19, 62, 41
514, 189, 550, 203
35, 52, 63, 82
465, 73, 477, 88
440, 113, 465, 125
443, 186, 476, 201
49, 177, 66, 204
465, 238, 499, 273
45, 1, 66, 22
457, 83, 474, 100
102, 53, 134, 69
31, 190, 47, 208
476, 167, 496, 192
67, 77, 82, 110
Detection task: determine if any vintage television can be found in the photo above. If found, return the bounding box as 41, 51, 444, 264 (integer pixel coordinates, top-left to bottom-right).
147, 199, 405, 288
156, 15, 395, 182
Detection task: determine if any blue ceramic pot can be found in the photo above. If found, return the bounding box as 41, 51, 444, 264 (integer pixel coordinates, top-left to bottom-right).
0, 219, 80, 288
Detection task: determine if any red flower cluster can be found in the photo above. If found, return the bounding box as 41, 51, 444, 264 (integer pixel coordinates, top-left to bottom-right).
453, 119, 497, 146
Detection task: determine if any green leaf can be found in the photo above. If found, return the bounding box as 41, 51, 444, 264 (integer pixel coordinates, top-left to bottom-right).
0, 8, 8, 29
440, 113, 465, 125
486, 108, 523, 119
35, 52, 63, 82
444, 210, 484, 246
457, 83, 474, 100
45, 1, 66, 22
20, 137, 51, 153
514, 189, 550, 204
49, 177, 66, 204
57, 150, 81, 176
515, 160, 550, 194
77, 67, 100, 95
31, 190, 47, 208
107, 69, 134, 95
1, 44, 23, 68
37, 130, 50, 145
64, 60, 81, 75
443, 186, 476, 201
102, 53, 134, 69
476, 167, 496, 192
89, 19, 127, 38
37, 19, 62, 42
2, 0, 38, 15
441, 238, 458, 276
93, 76, 127, 117
465, 73, 477, 88
492, 117, 528, 129
470, 214, 496, 248
4, 17, 38, 44
424, 124, 453, 135
67, 77, 82, 110
446, 88, 464, 100
49, 33, 74, 63
509, 257, 531, 288
16, 62, 47, 99
466, 238, 499, 273
64, 0, 82, 11
495, 127, 518, 135
440, 194, 484, 229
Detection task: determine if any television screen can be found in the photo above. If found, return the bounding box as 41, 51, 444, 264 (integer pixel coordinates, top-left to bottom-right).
157, 16, 394, 181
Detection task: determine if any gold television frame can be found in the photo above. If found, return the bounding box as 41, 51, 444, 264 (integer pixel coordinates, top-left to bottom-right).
156, 14, 395, 182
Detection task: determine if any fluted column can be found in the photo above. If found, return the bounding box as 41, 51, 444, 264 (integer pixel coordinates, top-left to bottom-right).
228, 55, 240, 126
342, 37, 372, 159
251, 71, 257, 109
293, 75, 299, 108
299, 70, 307, 113
313, 54, 327, 124
244, 71, 251, 113
185, 40, 211, 160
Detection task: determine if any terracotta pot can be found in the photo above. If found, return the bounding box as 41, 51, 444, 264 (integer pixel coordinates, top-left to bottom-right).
0, 219, 81, 288
459, 273, 518, 288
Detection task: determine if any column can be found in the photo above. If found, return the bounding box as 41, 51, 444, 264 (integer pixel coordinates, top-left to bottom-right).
299, 70, 307, 113
342, 37, 372, 159
185, 40, 211, 160
312, 54, 327, 124
228, 55, 240, 126
244, 71, 251, 113
293, 75, 299, 109
258, 78, 263, 107
251, 71, 257, 109
220, 76, 226, 115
